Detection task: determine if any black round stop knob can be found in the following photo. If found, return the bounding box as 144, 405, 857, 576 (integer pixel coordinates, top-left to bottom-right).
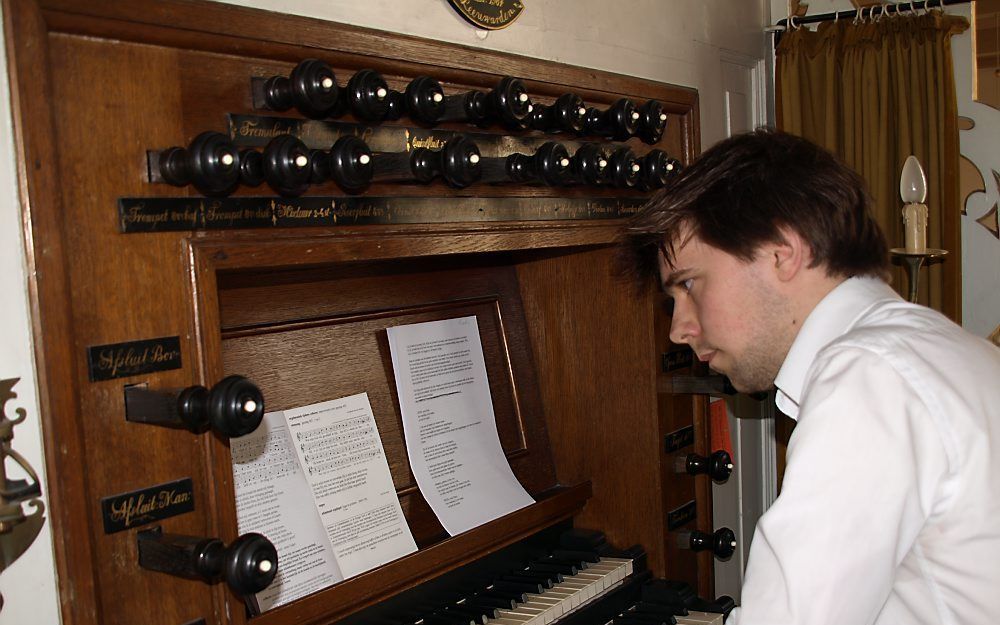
530, 93, 588, 134
677, 450, 733, 483
158, 131, 241, 197
223, 533, 279, 595
195, 534, 277, 595
405, 76, 446, 125
347, 69, 393, 122
506, 142, 571, 186
439, 135, 482, 187
486, 76, 533, 130
638, 99, 667, 144
209, 375, 265, 438
587, 98, 640, 140
411, 135, 482, 187
263, 134, 312, 197
686, 527, 736, 561
570, 143, 608, 187
328, 135, 374, 193
263, 58, 340, 119
608, 146, 641, 188
638, 149, 681, 191
440, 89, 488, 125
177, 375, 264, 437
238, 148, 265, 187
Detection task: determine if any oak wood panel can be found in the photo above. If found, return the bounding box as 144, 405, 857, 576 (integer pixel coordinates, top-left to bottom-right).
514, 247, 668, 573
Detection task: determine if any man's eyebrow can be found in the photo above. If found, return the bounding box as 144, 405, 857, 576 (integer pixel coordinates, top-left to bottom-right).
661, 268, 694, 290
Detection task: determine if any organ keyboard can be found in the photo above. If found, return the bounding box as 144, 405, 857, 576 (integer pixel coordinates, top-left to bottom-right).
330, 528, 731, 625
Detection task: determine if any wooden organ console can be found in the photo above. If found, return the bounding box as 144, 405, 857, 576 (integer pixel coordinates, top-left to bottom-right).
4, 1, 735, 623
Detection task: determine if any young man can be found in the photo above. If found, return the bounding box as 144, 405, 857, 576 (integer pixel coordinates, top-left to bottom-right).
623, 129, 1000, 625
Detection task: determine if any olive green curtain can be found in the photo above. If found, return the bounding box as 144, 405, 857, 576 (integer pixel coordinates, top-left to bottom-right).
777, 12, 968, 319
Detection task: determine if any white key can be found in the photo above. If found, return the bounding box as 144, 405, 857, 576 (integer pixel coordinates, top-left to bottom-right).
676, 610, 724, 625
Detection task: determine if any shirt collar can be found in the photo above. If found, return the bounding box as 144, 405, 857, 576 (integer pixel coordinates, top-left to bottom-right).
773, 276, 901, 419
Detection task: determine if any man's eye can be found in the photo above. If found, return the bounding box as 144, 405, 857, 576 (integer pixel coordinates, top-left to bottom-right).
682, 278, 694, 292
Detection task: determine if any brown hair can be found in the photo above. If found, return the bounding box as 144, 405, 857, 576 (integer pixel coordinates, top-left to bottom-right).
620, 128, 889, 286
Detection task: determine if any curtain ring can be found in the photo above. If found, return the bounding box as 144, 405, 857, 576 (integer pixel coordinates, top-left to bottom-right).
789, 14, 799, 29
854, 6, 862, 24
834, 8, 840, 23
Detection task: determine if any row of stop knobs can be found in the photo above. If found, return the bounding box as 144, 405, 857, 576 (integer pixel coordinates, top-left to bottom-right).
155, 130, 681, 197
258, 60, 668, 144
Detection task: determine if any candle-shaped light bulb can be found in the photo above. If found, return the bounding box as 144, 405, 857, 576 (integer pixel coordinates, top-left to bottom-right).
900, 155, 928, 253
899, 155, 927, 204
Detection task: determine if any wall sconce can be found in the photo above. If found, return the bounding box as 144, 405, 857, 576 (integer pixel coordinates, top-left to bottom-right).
891, 155, 948, 303
0, 378, 46, 613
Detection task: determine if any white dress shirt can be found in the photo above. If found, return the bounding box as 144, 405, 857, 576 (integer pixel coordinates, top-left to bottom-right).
728, 277, 1000, 625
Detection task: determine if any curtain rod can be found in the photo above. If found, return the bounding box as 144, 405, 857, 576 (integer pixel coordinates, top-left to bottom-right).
775, 0, 969, 29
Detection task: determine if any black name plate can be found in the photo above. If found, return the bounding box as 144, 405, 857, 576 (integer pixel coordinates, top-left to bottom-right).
667, 499, 697, 531
662, 348, 694, 373
118, 196, 644, 233
87, 336, 182, 382
664, 425, 695, 453
448, 0, 524, 30
101, 477, 195, 534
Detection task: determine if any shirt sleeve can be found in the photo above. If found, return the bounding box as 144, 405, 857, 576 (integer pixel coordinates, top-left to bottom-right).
727, 345, 951, 625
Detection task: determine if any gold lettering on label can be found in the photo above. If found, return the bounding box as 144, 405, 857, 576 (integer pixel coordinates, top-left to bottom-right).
95, 343, 180, 377
122, 205, 170, 225
109, 488, 192, 528
274, 202, 333, 220
410, 136, 446, 150
237, 119, 295, 138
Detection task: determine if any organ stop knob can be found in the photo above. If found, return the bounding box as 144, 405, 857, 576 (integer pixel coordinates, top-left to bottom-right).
155, 131, 241, 197
677, 527, 736, 561
675, 450, 733, 483
262, 58, 341, 119
124, 375, 265, 438
137, 527, 278, 596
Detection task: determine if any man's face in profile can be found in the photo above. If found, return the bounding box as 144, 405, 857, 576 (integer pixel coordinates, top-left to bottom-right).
658, 231, 789, 393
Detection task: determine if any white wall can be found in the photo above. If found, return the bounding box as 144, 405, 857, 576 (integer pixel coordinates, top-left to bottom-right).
0, 0, 61, 621
216, 0, 768, 148
0, 1, 768, 622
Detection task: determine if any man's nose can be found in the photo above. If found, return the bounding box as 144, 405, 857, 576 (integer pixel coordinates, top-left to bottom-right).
668, 300, 698, 345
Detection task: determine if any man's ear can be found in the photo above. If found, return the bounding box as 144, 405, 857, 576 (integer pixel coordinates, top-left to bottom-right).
769, 226, 810, 282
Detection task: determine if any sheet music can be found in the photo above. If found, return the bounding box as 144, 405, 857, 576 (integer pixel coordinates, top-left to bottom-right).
285, 394, 417, 578
232, 411, 343, 611
387, 315, 534, 536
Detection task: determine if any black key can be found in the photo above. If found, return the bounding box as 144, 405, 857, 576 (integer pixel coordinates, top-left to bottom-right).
528, 561, 578, 576
633, 601, 689, 616
465, 595, 516, 611
540, 556, 589, 571
439, 607, 488, 625
479, 589, 526, 605
450, 604, 498, 621
501, 571, 556, 588
614, 616, 673, 625
421, 614, 474, 625
491, 580, 544, 595
552, 549, 600, 564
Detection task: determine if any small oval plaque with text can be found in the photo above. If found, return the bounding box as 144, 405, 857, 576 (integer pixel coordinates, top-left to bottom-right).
448, 0, 524, 30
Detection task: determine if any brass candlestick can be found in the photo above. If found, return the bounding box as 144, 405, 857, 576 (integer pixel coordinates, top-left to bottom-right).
889, 247, 948, 303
